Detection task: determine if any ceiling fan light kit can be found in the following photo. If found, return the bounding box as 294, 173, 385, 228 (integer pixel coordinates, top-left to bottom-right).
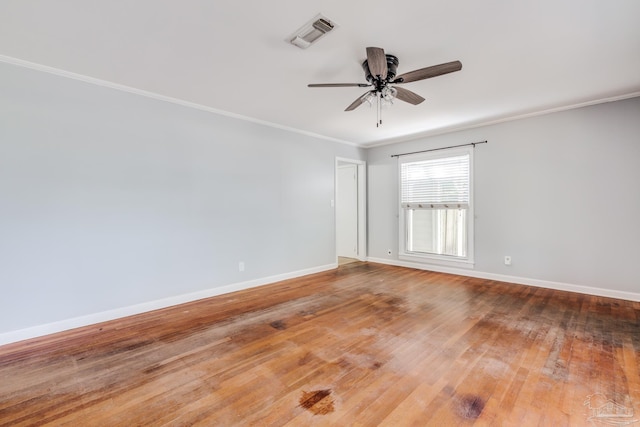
309, 47, 462, 127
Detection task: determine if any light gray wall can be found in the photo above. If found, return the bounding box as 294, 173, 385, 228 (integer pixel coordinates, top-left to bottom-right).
0, 61, 364, 334
367, 97, 640, 294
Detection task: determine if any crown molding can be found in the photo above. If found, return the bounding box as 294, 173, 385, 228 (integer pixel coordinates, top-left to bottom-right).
364, 91, 640, 148
0, 54, 359, 148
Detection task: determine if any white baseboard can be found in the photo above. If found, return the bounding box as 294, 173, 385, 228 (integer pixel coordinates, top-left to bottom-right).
367, 257, 640, 302
0, 263, 338, 346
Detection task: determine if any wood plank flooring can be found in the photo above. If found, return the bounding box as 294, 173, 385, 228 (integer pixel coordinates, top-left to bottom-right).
0, 262, 638, 426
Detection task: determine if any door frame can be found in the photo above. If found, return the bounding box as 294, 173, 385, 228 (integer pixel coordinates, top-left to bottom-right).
335, 157, 367, 262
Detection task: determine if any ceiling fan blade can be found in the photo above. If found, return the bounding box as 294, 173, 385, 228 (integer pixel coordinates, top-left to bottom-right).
366, 47, 388, 80
308, 83, 371, 88
395, 60, 462, 84
394, 86, 425, 105
345, 91, 372, 111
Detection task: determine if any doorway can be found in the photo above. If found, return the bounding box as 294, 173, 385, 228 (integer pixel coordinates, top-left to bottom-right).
335, 158, 366, 263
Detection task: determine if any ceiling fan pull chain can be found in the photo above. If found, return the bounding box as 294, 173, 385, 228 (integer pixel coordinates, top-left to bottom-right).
377, 92, 381, 127
376, 92, 379, 127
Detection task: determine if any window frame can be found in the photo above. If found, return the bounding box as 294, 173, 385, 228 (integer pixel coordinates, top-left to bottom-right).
398, 146, 475, 268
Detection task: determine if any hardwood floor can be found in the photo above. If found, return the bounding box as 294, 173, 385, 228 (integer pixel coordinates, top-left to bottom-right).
0, 262, 638, 426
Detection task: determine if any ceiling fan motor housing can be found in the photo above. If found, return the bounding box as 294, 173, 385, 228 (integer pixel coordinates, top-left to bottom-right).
362, 54, 399, 84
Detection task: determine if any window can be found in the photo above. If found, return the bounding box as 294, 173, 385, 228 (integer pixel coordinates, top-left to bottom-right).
399, 147, 473, 266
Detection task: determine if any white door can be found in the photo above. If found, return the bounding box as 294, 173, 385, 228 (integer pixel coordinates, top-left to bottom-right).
337, 164, 358, 258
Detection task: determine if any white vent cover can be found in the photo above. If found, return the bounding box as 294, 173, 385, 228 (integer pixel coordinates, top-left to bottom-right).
288, 14, 336, 49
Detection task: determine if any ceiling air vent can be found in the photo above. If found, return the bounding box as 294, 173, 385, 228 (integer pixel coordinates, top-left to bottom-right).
288, 14, 335, 49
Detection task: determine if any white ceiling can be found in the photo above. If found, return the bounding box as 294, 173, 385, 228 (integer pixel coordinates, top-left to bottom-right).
1, 1, 639, 147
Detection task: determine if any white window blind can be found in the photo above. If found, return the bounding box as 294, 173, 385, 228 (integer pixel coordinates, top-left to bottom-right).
400, 154, 470, 209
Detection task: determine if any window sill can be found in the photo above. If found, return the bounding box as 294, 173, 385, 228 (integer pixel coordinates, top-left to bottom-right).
399, 253, 475, 270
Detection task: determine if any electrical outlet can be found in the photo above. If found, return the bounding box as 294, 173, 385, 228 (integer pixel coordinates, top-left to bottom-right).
238, 261, 245, 272
387, 249, 392, 256
504, 256, 511, 266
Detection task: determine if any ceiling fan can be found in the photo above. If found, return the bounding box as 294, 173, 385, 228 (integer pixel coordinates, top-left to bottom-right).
308, 47, 462, 126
